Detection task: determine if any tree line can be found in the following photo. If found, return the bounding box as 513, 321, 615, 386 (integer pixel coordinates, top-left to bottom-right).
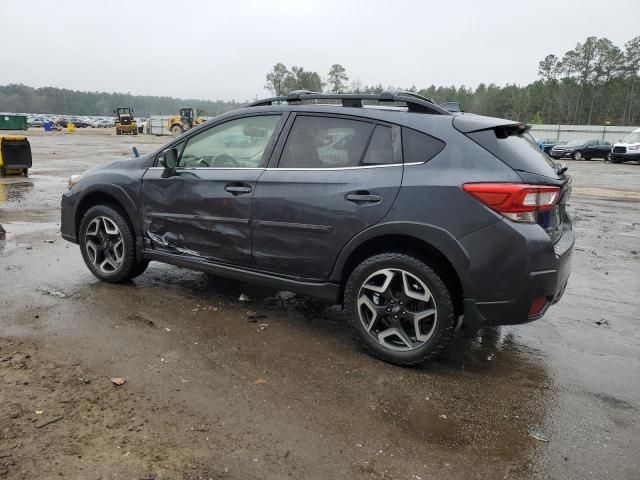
0, 84, 244, 117
2, 35, 638, 125
265, 36, 640, 126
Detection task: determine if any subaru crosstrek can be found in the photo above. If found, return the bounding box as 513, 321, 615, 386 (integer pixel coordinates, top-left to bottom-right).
61, 91, 574, 365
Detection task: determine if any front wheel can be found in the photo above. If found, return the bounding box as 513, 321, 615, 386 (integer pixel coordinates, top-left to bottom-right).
344, 252, 456, 366
79, 205, 148, 283
572, 150, 583, 160
171, 125, 183, 136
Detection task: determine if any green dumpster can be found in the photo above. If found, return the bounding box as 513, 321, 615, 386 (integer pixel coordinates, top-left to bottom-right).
0, 114, 28, 130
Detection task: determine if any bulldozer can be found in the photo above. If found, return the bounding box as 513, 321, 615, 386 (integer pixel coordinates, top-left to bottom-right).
114, 107, 138, 135
167, 107, 207, 135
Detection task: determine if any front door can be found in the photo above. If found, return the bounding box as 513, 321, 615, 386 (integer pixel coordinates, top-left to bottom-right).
141, 114, 283, 266
251, 114, 403, 280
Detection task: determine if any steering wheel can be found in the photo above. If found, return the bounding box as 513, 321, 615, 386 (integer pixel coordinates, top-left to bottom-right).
213, 154, 239, 167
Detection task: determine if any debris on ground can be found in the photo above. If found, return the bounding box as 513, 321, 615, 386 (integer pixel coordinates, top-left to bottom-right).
38, 287, 67, 298
35, 415, 64, 429
595, 319, 609, 326
239, 293, 251, 302
246, 311, 267, 322
439, 414, 447, 419
255, 378, 267, 384
528, 428, 549, 442
258, 323, 268, 331
110, 377, 126, 386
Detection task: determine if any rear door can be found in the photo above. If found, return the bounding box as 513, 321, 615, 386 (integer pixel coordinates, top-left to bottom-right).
141, 114, 284, 266
251, 114, 402, 280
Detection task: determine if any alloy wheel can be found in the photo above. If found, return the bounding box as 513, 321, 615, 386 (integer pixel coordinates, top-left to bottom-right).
84, 216, 124, 274
357, 268, 438, 351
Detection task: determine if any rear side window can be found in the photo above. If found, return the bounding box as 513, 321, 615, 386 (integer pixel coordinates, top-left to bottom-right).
279, 116, 374, 168
362, 125, 393, 165
467, 129, 559, 178
402, 127, 445, 164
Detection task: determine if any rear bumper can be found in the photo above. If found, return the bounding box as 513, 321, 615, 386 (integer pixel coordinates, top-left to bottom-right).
452, 220, 574, 330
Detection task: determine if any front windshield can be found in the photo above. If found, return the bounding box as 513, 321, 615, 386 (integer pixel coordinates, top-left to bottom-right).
621, 132, 640, 144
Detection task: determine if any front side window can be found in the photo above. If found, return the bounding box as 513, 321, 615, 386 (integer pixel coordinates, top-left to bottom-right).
279, 116, 374, 168
178, 115, 281, 168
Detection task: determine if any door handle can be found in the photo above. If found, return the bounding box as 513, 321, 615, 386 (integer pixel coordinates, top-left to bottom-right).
225, 183, 252, 195
345, 191, 382, 204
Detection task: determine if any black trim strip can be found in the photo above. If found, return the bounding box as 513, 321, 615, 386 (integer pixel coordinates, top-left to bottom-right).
143, 250, 341, 303
252, 219, 333, 233
147, 212, 249, 225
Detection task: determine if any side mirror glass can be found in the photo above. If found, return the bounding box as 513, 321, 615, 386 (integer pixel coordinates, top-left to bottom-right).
160, 148, 179, 177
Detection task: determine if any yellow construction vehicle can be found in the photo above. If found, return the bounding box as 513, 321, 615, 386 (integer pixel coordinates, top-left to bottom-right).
0, 135, 32, 177
167, 107, 207, 135
114, 107, 138, 135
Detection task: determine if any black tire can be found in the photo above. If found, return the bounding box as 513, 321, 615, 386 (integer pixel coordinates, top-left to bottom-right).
0, 166, 5, 178
171, 125, 183, 136
116, 129, 122, 135
78, 204, 147, 283
344, 252, 456, 366
611, 157, 622, 164
572, 150, 583, 160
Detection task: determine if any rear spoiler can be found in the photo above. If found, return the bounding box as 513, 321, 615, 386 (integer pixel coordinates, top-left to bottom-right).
453, 114, 527, 134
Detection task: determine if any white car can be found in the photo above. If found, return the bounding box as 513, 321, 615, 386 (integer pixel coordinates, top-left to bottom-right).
611, 128, 640, 164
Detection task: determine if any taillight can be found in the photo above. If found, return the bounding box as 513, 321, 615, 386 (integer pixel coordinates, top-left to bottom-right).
462, 183, 560, 223
528, 296, 548, 317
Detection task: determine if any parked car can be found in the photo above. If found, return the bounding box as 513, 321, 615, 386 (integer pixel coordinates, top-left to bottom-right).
92, 119, 115, 128
549, 139, 612, 160
610, 128, 640, 164
535, 138, 560, 154
60, 91, 574, 365
68, 118, 91, 128
27, 117, 48, 128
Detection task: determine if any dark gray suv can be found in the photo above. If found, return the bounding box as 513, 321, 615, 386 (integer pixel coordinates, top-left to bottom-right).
61, 91, 574, 365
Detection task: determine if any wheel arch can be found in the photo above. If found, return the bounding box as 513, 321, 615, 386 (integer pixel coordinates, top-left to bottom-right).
331, 223, 468, 313
74, 186, 142, 257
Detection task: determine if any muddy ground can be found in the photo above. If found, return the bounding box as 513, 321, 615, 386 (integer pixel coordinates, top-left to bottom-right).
1, 129, 639, 479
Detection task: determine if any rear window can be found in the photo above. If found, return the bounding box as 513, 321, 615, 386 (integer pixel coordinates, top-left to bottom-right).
362, 125, 393, 165
467, 128, 558, 178
401, 127, 445, 164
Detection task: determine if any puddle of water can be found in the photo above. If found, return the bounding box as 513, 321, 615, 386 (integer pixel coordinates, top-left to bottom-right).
0, 221, 60, 253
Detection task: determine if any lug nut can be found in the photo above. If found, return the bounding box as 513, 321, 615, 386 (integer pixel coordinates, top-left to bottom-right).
394, 315, 398, 319
386, 307, 391, 312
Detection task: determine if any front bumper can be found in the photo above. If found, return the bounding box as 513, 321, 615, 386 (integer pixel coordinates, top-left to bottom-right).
611, 152, 640, 162
60, 190, 78, 243
549, 150, 573, 159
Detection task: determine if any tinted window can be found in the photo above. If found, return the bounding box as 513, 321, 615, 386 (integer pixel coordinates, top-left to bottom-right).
179, 115, 281, 168
279, 116, 374, 168
469, 129, 558, 178
402, 127, 445, 163
362, 125, 393, 165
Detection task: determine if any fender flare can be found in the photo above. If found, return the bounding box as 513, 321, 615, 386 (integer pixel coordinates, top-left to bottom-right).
329, 221, 472, 294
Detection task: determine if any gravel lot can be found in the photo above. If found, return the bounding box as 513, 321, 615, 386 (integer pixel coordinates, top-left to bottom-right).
1, 129, 639, 479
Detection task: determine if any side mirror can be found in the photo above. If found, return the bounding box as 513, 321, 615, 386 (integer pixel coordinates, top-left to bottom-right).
160, 148, 179, 177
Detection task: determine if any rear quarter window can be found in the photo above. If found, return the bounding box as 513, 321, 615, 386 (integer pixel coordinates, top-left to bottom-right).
401, 127, 445, 164
467, 129, 558, 178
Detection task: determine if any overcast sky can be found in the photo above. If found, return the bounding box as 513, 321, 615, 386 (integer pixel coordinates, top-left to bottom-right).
3, 0, 639, 101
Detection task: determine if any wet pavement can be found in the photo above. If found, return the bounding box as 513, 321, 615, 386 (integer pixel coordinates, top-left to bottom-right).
1, 129, 639, 479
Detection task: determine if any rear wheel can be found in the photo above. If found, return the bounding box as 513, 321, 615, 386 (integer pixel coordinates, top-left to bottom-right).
572, 150, 583, 160
79, 205, 148, 283
171, 125, 183, 136
344, 252, 456, 365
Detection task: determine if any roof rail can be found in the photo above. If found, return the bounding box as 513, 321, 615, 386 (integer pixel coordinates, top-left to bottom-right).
247, 90, 452, 115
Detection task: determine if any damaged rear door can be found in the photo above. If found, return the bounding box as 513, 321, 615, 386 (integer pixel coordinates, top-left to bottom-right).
140, 114, 284, 266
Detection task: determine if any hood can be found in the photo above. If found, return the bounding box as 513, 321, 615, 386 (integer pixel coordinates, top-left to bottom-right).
84, 153, 151, 175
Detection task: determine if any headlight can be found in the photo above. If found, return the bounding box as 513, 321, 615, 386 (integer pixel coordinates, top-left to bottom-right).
68, 174, 84, 189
